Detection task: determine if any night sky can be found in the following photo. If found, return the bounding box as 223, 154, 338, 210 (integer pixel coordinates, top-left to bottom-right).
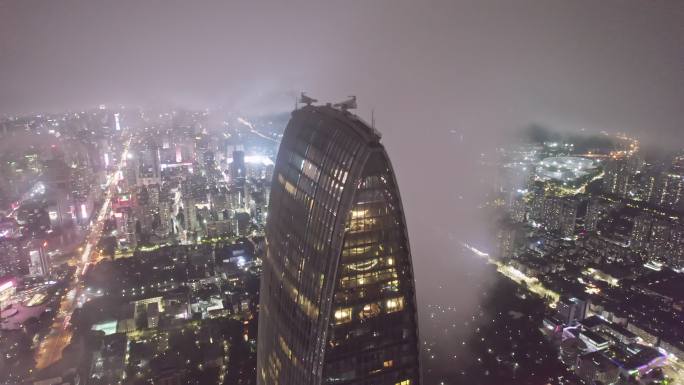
1, 1, 682, 142
1, 1, 683, 368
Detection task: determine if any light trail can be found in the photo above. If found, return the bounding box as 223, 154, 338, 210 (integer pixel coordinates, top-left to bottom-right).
35, 133, 132, 370
463, 243, 489, 258
237, 117, 278, 143
4, 181, 46, 218
462, 242, 560, 305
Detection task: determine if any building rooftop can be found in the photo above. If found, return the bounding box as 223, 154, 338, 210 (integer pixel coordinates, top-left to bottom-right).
580, 330, 609, 346
622, 346, 666, 371
297, 104, 381, 144
580, 315, 608, 330
603, 322, 637, 340
635, 269, 684, 302
579, 350, 618, 372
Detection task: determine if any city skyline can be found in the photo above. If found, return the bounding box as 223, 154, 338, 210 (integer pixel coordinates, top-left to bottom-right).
1, 2, 683, 147
0, 1, 683, 385
0, 93, 682, 385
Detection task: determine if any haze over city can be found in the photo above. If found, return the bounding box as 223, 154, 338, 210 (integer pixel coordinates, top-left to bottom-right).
0, 1, 683, 385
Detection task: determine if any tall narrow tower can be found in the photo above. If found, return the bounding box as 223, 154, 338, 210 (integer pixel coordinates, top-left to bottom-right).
257, 104, 420, 385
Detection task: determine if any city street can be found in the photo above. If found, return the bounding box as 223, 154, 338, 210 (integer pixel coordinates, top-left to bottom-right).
34, 135, 131, 370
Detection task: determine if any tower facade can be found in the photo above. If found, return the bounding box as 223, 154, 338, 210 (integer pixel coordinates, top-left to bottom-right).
257, 105, 420, 385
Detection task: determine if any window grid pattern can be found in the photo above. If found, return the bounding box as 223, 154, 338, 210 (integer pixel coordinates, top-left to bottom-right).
257, 106, 420, 385
323, 152, 419, 385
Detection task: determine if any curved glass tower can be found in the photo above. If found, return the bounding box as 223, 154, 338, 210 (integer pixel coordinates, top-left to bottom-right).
257, 105, 420, 385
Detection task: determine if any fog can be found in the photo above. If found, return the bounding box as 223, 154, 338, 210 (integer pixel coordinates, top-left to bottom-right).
2, 0, 683, 368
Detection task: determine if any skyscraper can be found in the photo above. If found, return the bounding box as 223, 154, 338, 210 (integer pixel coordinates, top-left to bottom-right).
257, 104, 420, 385
135, 141, 162, 186
603, 158, 633, 198
27, 240, 50, 277
231, 150, 246, 184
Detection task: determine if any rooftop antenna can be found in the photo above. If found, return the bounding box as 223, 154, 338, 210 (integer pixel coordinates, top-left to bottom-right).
299, 92, 318, 106
333, 96, 357, 111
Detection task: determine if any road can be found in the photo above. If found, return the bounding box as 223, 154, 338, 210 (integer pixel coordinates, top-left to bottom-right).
0, 181, 46, 221
462, 242, 560, 306
662, 360, 683, 385
34, 135, 131, 370
237, 117, 279, 143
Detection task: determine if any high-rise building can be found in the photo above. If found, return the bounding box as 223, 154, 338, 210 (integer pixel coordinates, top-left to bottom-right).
136, 184, 161, 235
630, 213, 653, 250
0, 278, 16, 310
530, 194, 580, 237
603, 158, 633, 198
667, 225, 684, 270
657, 171, 684, 210
585, 197, 605, 232
26, 240, 50, 277
557, 197, 579, 238
509, 192, 527, 223
557, 296, 588, 325
257, 105, 420, 385
230, 150, 246, 184
0, 238, 25, 277
496, 220, 523, 259
646, 219, 672, 260
135, 142, 162, 186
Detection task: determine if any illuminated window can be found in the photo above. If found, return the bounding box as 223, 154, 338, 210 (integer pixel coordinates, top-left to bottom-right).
278, 173, 298, 197
383, 360, 393, 368
279, 335, 292, 360
346, 259, 378, 272
334, 308, 352, 324
382, 279, 400, 293
301, 159, 320, 180
297, 293, 319, 320
386, 297, 404, 313
348, 245, 372, 256
396, 380, 411, 385
359, 302, 381, 319
350, 209, 367, 219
